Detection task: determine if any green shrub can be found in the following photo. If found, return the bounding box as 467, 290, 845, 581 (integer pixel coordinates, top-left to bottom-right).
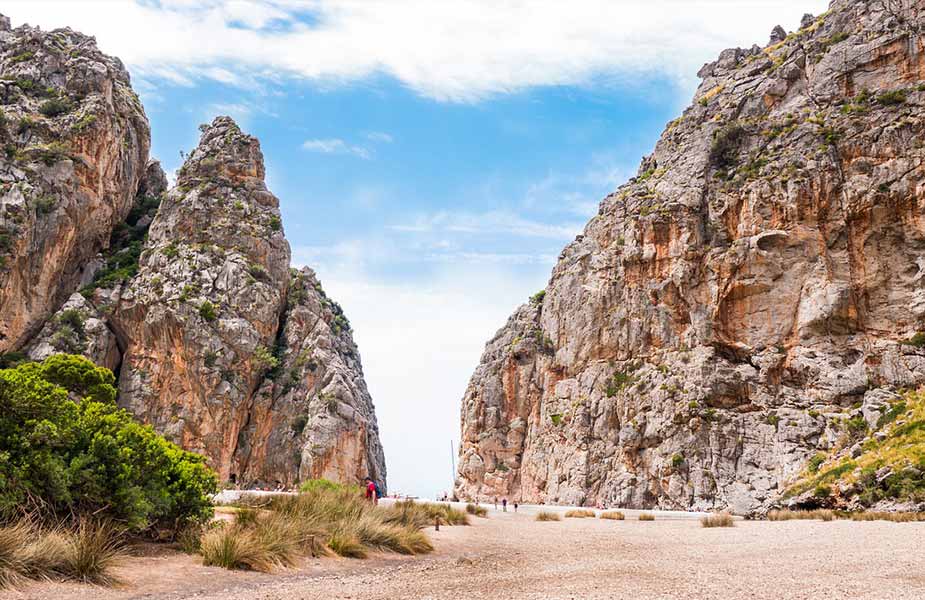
877, 89, 908, 106
0, 355, 217, 532
38, 98, 71, 117
709, 123, 746, 170
671, 453, 684, 469
530, 290, 546, 305
268, 216, 282, 231
807, 453, 826, 473
198, 301, 217, 322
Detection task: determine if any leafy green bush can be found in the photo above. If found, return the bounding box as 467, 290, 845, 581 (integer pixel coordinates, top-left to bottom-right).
709, 123, 746, 170
877, 89, 908, 106
38, 98, 71, 117
0, 355, 217, 532
198, 301, 217, 322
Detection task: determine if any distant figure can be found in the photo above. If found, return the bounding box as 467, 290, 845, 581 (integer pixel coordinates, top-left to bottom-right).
494, 497, 498, 509
502, 498, 508, 512
364, 477, 378, 505
514, 502, 519, 513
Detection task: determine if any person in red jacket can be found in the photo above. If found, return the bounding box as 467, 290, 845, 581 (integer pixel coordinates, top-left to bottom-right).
364, 477, 378, 505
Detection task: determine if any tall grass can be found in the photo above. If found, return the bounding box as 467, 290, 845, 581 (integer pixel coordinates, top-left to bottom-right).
700, 513, 735, 528
0, 519, 125, 589
600, 511, 625, 520
466, 503, 488, 517
638, 513, 655, 521
564, 509, 596, 518
535, 511, 561, 522
767, 509, 833, 521
202, 489, 452, 571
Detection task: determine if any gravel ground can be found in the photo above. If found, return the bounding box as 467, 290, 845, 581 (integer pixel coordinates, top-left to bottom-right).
4, 505, 924, 600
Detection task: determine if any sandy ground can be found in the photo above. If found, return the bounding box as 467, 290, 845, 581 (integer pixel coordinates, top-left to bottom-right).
4, 504, 924, 600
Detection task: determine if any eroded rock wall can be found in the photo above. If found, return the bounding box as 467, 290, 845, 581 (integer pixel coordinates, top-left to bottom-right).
457, 0, 925, 513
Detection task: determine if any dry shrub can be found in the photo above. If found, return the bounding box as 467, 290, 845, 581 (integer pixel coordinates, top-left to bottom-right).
600, 511, 625, 521
767, 509, 833, 521
638, 513, 655, 521
849, 511, 925, 522
535, 511, 561, 522
200, 525, 274, 572
465, 503, 488, 517
700, 512, 735, 528
383, 500, 469, 527
564, 509, 596, 518
0, 519, 125, 589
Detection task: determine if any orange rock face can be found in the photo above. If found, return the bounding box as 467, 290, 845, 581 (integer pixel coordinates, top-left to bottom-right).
457, 0, 925, 513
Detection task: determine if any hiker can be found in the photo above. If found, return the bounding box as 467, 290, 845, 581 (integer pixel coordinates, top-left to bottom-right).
513, 502, 519, 513
364, 477, 379, 505
502, 498, 508, 512
494, 497, 498, 509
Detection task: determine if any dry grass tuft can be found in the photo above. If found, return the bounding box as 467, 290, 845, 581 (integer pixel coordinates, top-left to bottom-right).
200, 525, 275, 572
564, 509, 596, 518
0, 519, 125, 589
767, 509, 833, 521
848, 511, 925, 522
465, 503, 488, 517
700, 512, 735, 528
599, 511, 625, 521
535, 511, 561, 522
638, 513, 655, 521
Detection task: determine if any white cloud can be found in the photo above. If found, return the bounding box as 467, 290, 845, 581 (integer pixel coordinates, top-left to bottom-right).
390, 210, 584, 239
301, 138, 371, 159
366, 131, 394, 143
4, 0, 830, 102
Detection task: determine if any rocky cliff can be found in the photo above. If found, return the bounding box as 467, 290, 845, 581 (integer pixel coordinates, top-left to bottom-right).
0, 15, 149, 353
456, 0, 925, 514
0, 16, 386, 490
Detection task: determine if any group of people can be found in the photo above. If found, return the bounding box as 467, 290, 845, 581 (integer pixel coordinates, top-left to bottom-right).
494, 497, 518, 512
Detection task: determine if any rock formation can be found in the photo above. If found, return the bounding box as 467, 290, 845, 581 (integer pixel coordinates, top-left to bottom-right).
456, 0, 925, 514
0, 16, 386, 490
0, 15, 149, 352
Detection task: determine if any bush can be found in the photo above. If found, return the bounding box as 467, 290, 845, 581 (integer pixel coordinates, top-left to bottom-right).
767, 509, 834, 521
709, 123, 746, 170
564, 509, 595, 518
201, 525, 274, 572
38, 98, 71, 117
700, 513, 734, 528
600, 511, 625, 520
0, 355, 217, 532
466, 503, 488, 517
877, 89, 908, 106
638, 513, 655, 521
0, 519, 125, 589
535, 511, 561, 522
198, 301, 218, 322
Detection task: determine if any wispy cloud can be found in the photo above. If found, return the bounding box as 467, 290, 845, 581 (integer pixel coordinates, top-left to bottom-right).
390, 210, 583, 240
301, 138, 371, 159
5, 1, 829, 103
366, 131, 394, 143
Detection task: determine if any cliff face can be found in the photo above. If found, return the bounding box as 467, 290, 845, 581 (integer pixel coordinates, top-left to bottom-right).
457, 0, 925, 514
0, 15, 386, 491
0, 15, 149, 352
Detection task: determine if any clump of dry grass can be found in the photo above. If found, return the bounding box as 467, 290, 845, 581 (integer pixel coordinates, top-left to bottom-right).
564, 509, 596, 519
535, 511, 561, 522
0, 519, 126, 589
465, 503, 488, 517
599, 511, 625, 521
638, 513, 655, 521
700, 512, 735, 528
384, 500, 469, 527
848, 511, 925, 522
767, 509, 833, 521
201, 525, 275, 572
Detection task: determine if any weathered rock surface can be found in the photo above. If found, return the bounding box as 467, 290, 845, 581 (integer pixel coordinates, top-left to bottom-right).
108, 117, 386, 488
457, 0, 925, 514
0, 13, 386, 491
0, 16, 149, 352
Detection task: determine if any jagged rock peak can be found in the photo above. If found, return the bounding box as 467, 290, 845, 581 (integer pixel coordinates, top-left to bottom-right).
179, 116, 265, 184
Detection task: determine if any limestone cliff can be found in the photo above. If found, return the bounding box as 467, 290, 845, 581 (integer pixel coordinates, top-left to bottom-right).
0, 15, 386, 491
456, 0, 925, 514
0, 15, 149, 352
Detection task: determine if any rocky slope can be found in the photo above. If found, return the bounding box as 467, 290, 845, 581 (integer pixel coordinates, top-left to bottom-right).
456, 0, 925, 514
0, 16, 386, 490
0, 15, 149, 352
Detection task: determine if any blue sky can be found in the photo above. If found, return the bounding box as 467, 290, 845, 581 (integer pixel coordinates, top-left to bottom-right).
7, 0, 828, 497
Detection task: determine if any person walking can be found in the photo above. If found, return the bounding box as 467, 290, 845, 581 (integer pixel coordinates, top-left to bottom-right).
494, 497, 498, 510
513, 502, 519, 513
502, 498, 508, 512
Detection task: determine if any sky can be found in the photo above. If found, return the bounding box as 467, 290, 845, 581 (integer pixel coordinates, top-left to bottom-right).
6, 0, 829, 498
